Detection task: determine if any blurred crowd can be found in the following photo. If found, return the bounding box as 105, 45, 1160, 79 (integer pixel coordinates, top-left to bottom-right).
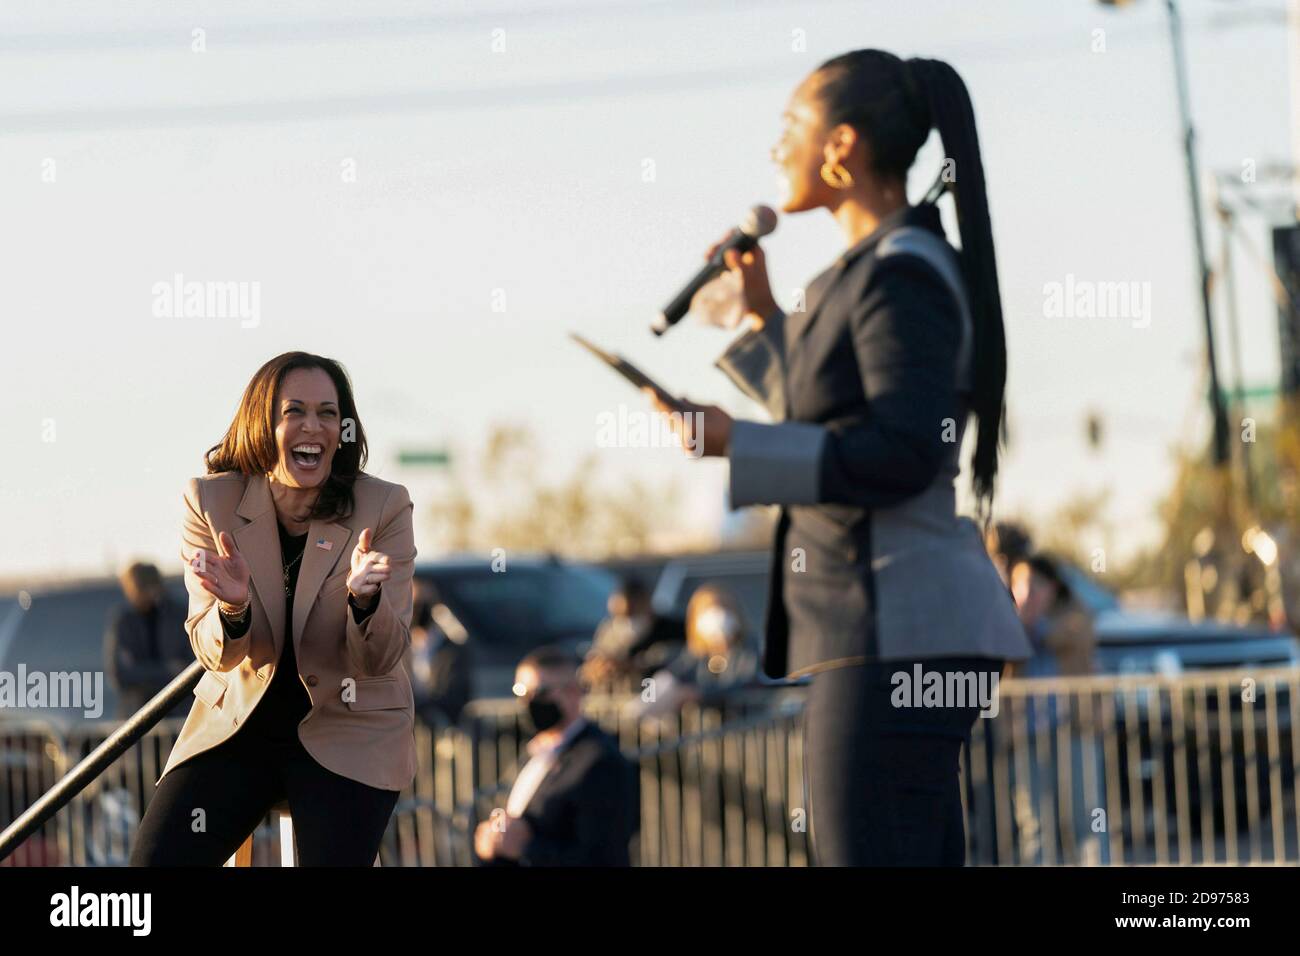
101, 523, 1097, 725
102, 524, 1100, 866
985, 521, 1097, 678
579, 577, 758, 714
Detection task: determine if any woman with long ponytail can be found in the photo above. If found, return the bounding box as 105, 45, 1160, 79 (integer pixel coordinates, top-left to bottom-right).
647, 50, 1031, 865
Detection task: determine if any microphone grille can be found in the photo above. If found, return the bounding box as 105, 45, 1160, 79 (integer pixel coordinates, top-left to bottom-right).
740, 204, 778, 239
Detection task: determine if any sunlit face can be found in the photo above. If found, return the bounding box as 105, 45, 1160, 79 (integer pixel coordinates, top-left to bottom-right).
512, 663, 582, 723
686, 594, 740, 660
608, 590, 649, 620
771, 78, 841, 213
1010, 562, 1030, 608
513, 663, 541, 699
1010, 562, 1056, 621
270, 366, 342, 489
123, 576, 162, 613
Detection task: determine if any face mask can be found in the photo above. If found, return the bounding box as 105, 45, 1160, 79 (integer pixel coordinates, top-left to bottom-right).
695, 606, 738, 641
525, 696, 564, 734
692, 606, 740, 657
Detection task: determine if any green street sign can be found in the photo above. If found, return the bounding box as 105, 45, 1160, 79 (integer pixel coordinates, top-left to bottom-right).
397, 448, 451, 468
1216, 384, 1282, 402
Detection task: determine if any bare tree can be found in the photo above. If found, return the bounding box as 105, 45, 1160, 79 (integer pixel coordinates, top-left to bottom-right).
426, 423, 681, 558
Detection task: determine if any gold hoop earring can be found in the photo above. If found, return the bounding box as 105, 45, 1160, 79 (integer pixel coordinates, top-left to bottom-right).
819, 160, 854, 190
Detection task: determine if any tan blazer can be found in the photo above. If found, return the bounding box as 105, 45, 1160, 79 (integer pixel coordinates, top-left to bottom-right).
158, 471, 418, 792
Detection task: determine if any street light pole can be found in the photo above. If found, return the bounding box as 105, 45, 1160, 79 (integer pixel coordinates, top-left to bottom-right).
1163, 0, 1232, 465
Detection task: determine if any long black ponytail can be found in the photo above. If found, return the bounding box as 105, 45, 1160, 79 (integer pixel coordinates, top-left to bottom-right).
813, 50, 1007, 525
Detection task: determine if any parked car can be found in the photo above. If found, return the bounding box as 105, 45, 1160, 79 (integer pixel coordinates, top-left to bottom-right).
0, 555, 618, 728
412, 555, 617, 698
614, 549, 1300, 675
1055, 565, 1300, 674
647, 551, 770, 651
628, 550, 1299, 843
1049, 565, 1299, 835
0, 578, 189, 730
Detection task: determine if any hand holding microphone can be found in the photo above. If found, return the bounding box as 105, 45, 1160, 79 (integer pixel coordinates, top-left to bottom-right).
652, 204, 779, 335
639, 205, 780, 456
700, 232, 778, 330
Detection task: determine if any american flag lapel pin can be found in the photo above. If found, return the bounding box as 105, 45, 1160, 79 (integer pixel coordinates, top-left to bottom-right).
316, 538, 333, 551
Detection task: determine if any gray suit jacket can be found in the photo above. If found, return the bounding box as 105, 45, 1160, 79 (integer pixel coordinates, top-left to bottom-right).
715, 203, 1031, 678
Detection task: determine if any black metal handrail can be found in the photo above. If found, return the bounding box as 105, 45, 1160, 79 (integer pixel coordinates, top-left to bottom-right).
0, 660, 203, 861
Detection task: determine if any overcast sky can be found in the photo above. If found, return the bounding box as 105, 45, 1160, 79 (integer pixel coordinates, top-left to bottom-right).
0, 0, 1295, 581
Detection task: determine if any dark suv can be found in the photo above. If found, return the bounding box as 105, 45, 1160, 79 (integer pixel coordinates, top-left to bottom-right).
0, 555, 617, 726
413, 555, 616, 697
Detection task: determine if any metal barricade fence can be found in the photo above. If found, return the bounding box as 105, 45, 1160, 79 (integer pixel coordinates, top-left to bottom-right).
0, 720, 65, 866
965, 667, 1299, 866
2, 669, 1296, 865
627, 698, 810, 867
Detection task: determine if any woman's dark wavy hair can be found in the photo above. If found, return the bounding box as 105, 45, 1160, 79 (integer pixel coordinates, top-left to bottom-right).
205, 351, 368, 521
811, 49, 1008, 524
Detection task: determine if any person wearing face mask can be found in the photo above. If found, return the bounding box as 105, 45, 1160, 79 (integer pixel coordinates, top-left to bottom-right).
1008, 554, 1096, 679
408, 578, 472, 727
985, 521, 1033, 590
582, 577, 685, 690
632, 584, 757, 720
473, 646, 638, 866
1006, 553, 1105, 864
130, 351, 417, 867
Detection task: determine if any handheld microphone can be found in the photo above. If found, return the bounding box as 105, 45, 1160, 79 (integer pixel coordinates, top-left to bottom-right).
651, 204, 778, 336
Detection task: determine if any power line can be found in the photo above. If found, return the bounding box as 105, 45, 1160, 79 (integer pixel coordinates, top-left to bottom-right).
0, 61, 797, 133
0, 0, 838, 54
0, 5, 1283, 133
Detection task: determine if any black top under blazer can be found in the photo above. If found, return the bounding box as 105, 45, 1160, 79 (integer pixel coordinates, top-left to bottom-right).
716, 202, 1031, 679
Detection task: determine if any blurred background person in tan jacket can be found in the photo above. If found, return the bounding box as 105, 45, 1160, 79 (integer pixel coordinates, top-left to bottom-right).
1005, 551, 1107, 864
1008, 553, 1096, 678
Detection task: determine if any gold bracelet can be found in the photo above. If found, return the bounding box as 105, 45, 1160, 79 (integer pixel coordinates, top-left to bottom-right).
218, 596, 251, 621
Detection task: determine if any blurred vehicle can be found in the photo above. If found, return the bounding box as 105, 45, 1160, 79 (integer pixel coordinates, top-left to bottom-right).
0, 557, 615, 866
0, 555, 617, 727
6, 554, 1292, 706
645, 551, 771, 652
618, 549, 1300, 840
1055, 565, 1300, 674
610, 550, 1300, 675
0, 578, 189, 730
413, 556, 617, 698
1052, 565, 1299, 838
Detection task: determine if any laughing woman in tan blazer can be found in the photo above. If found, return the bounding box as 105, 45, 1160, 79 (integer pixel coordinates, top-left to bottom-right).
130, 351, 417, 866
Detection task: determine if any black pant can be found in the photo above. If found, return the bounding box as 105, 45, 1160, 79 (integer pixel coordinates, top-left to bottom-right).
130, 721, 399, 867
803, 656, 1000, 866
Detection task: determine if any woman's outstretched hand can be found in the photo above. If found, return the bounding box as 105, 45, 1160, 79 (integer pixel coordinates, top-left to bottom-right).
347, 527, 391, 608
643, 387, 733, 458
189, 531, 251, 607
